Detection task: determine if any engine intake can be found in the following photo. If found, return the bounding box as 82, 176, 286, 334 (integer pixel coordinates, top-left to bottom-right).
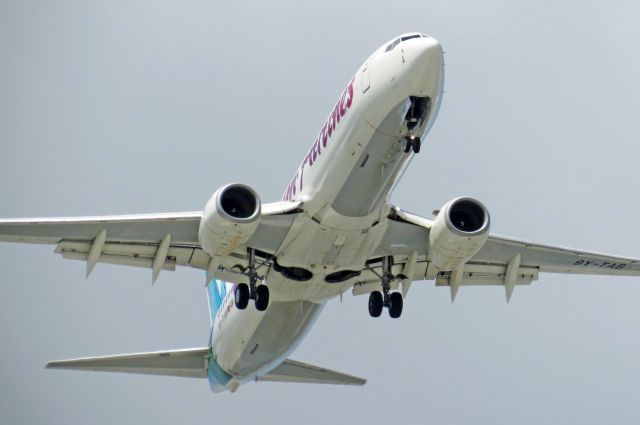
428, 197, 490, 270
448, 198, 487, 234
218, 185, 260, 221
199, 184, 261, 257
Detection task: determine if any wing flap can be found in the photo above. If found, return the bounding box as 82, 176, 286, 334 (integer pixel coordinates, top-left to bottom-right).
55, 240, 197, 271
259, 359, 366, 386
434, 263, 539, 286
46, 347, 210, 379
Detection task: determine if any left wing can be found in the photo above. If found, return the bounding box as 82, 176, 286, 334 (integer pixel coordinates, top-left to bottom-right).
0, 202, 301, 282
370, 207, 640, 300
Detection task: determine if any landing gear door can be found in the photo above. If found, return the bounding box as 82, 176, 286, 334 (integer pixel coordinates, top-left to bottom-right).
360, 63, 370, 94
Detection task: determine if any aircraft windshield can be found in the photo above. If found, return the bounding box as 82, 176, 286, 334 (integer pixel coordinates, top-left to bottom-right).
385, 34, 422, 52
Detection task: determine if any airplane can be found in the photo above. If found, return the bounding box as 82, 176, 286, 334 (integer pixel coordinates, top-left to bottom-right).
1, 32, 639, 393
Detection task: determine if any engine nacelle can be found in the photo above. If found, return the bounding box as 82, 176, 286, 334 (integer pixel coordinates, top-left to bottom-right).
198, 183, 261, 257
428, 197, 490, 270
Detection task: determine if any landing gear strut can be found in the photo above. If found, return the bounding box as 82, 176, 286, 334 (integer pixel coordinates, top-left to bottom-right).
403, 136, 421, 154
234, 248, 270, 311
368, 256, 404, 319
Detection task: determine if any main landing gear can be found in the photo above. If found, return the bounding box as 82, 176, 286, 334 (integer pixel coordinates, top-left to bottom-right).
403, 136, 421, 154
368, 256, 404, 319
234, 248, 270, 311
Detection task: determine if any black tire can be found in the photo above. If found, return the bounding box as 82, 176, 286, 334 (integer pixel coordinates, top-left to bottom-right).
403, 138, 413, 153
368, 291, 383, 318
255, 284, 270, 311
234, 283, 250, 310
388, 292, 403, 319
412, 138, 421, 154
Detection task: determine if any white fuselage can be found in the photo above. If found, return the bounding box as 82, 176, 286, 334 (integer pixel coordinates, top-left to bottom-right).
210, 34, 444, 391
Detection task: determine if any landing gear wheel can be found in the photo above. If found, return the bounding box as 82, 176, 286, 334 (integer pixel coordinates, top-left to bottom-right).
412, 137, 421, 154
254, 285, 270, 311
234, 283, 250, 310
388, 292, 403, 319
403, 138, 413, 153
368, 291, 383, 318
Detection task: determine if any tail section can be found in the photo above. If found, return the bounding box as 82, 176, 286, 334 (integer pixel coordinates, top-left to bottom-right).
46, 280, 365, 393
46, 347, 234, 393
46, 350, 366, 391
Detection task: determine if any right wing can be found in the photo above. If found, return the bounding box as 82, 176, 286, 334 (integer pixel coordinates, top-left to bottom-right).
365, 207, 640, 300
0, 202, 301, 282
472, 234, 640, 276
433, 234, 640, 301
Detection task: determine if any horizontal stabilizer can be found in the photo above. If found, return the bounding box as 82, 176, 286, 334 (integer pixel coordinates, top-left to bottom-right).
46, 347, 210, 379
259, 359, 366, 386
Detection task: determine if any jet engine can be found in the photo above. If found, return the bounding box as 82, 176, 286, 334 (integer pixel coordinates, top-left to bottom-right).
428, 197, 490, 270
198, 183, 261, 257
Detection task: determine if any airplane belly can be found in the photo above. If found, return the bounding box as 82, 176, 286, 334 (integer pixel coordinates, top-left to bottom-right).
331, 99, 414, 217
213, 300, 324, 380
265, 104, 439, 302
250, 35, 446, 304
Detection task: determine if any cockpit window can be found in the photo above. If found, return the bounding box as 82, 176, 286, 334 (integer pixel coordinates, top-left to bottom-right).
386, 34, 422, 52
385, 38, 401, 52
400, 34, 421, 42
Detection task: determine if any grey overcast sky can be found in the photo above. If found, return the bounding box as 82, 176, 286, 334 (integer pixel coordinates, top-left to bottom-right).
2, 1, 640, 424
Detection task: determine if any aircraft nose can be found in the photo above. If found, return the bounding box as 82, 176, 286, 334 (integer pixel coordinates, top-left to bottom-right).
409, 36, 443, 72
404, 36, 444, 95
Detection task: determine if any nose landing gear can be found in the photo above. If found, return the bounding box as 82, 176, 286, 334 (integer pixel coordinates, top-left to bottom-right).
403, 136, 421, 154
234, 248, 270, 311
368, 256, 404, 319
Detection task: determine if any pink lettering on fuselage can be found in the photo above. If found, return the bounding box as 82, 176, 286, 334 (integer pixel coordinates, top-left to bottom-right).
282, 78, 355, 201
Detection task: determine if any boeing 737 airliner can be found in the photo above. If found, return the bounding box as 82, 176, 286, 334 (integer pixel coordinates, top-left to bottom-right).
2, 33, 639, 393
